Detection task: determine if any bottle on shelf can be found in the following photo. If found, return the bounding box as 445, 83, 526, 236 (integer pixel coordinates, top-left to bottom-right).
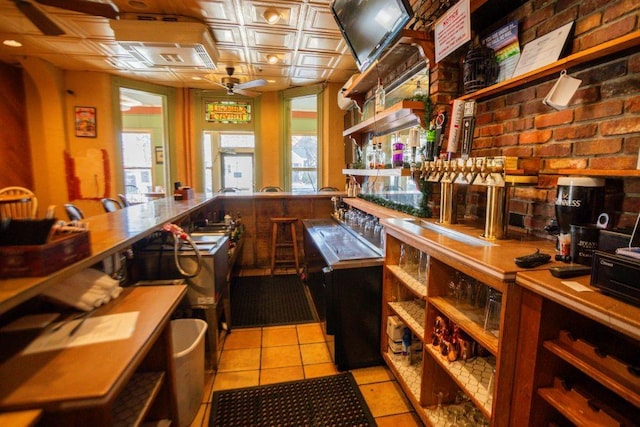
392, 133, 404, 168
375, 78, 386, 114
366, 138, 376, 169
376, 142, 386, 168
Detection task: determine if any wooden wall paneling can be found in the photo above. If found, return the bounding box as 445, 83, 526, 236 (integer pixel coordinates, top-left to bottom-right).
0, 63, 33, 189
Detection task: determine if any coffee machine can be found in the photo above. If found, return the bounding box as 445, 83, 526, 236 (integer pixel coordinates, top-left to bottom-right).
554, 177, 605, 259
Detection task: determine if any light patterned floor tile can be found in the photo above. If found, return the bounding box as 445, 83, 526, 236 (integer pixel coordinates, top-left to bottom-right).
296, 322, 325, 344
351, 365, 394, 385
261, 344, 302, 369
222, 328, 262, 350
217, 348, 261, 372
260, 366, 305, 385
300, 342, 332, 365
303, 362, 339, 378
262, 325, 299, 347
212, 370, 260, 391
359, 380, 413, 418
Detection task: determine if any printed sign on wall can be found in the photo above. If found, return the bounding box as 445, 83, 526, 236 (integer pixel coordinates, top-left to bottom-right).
205, 101, 252, 124
434, 0, 471, 63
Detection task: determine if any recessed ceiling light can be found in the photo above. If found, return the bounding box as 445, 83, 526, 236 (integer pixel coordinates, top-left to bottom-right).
192, 76, 202, 80
266, 54, 279, 65
127, 0, 148, 9
263, 8, 281, 25
3, 39, 22, 47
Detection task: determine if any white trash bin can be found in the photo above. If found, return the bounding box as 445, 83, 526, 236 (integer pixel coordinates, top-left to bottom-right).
171, 318, 208, 427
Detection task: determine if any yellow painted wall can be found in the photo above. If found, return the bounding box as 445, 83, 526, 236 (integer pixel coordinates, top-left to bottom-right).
257, 91, 281, 189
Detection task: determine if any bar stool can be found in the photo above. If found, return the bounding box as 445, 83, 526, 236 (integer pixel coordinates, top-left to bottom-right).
270, 217, 300, 276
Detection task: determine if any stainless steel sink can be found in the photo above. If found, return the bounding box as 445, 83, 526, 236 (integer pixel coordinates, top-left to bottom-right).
402, 219, 496, 247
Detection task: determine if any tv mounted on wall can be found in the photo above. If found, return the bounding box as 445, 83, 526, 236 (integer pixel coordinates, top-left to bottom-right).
331, 0, 414, 72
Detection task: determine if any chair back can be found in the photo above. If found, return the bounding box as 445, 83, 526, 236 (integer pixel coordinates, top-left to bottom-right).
118, 194, 131, 207
101, 198, 122, 213
219, 187, 239, 193
64, 203, 85, 221
260, 186, 283, 192
318, 187, 339, 192
0, 186, 38, 219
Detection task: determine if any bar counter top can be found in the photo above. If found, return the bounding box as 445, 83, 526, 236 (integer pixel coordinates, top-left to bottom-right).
0, 191, 345, 315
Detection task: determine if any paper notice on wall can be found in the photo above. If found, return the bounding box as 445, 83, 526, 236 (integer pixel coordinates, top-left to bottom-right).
482, 21, 520, 82
434, 0, 471, 63
512, 21, 574, 78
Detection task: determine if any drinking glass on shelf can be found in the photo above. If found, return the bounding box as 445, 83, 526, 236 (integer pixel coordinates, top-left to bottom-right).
484, 288, 502, 336
398, 244, 407, 268
417, 251, 429, 283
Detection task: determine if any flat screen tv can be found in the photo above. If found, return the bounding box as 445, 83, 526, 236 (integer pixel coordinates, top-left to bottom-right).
331, 0, 413, 72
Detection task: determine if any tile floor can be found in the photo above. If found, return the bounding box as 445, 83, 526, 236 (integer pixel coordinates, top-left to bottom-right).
188, 269, 425, 426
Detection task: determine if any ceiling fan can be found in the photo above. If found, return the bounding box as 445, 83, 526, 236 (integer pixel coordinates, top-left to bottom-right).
217, 66, 267, 97
13, 0, 119, 36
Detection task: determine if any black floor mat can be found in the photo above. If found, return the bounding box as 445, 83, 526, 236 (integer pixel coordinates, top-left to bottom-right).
230, 274, 317, 328
210, 373, 376, 427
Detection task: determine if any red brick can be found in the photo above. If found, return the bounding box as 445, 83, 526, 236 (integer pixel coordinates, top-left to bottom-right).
547, 158, 589, 169
538, 175, 560, 189
602, 76, 640, 98
574, 139, 623, 155
494, 106, 520, 121
509, 199, 529, 215
577, 59, 627, 85
575, 12, 602, 35
486, 98, 506, 111
494, 134, 518, 147
478, 123, 504, 137
589, 156, 638, 169
603, 0, 640, 22
580, 0, 620, 15
520, 130, 553, 144
521, 3, 555, 31
553, 123, 598, 140
574, 100, 624, 121
623, 135, 640, 155
522, 100, 549, 116
519, 157, 543, 174
476, 111, 493, 126
506, 88, 536, 105
535, 109, 574, 128
503, 146, 534, 158
572, 86, 600, 104
505, 117, 534, 133
601, 116, 640, 135
630, 53, 640, 73
579, 15, 636, 50
514, 186, 549, 202
538, 7, 579, 37
535, 142, 572, 157
473, 136, 494, 150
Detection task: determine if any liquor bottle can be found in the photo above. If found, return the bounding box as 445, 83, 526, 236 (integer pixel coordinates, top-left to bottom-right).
392, 134, 404, 167
376, 142, 385, 168
374, 79, 385, 113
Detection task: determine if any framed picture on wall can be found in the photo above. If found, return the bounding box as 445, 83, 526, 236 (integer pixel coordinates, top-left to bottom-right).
155, 147, 164, 164
74, 106, 97, 138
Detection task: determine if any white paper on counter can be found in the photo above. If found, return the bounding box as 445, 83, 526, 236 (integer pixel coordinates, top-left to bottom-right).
23, 311, 139, 354
561, 281, 593, 293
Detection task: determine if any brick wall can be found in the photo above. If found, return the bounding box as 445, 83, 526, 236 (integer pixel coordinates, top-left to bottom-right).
447, 0, 640, 238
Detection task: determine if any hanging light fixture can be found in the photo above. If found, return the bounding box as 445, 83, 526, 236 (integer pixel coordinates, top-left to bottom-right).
263, 8, 281, 24
413, 80, 426, 97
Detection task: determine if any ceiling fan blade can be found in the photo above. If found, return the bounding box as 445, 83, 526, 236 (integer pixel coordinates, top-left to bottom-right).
235, 79, 267, 90
233, 87, 261, 97
35, 0, 119, 20
15, 0, 65, 35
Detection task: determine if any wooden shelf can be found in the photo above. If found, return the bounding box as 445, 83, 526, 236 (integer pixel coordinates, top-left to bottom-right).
543, 330, 640, 408
389, 300, 426, 340
429, 296, 499, 356
387, 264, 427, 299
424, 343, 495, 418
458, 30, 640, 102
343, 100, 425, 138
342, 30, 433, 102
112, 371, 165, 426
538, 377, 635, 426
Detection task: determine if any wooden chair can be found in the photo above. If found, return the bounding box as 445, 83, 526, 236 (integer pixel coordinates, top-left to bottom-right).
101, 198, 122, 213
118, 194, 131, 207
218, 187, 240, 193
318, 186, 339, 192
64, 203, 85, 221
260, 186, 283, 192
0, 186, 38, 219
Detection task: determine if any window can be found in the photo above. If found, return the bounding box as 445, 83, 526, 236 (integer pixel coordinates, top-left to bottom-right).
122, 131, 152, 193
286, 93, 320, 193
203, 132, 255, 192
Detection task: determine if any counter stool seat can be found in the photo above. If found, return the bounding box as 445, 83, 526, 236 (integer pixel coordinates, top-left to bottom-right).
270, 217, 300, 276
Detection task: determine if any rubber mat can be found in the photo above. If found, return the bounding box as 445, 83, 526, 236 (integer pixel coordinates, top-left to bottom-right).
230, 274, 317, 328
210, 373, 376, 427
